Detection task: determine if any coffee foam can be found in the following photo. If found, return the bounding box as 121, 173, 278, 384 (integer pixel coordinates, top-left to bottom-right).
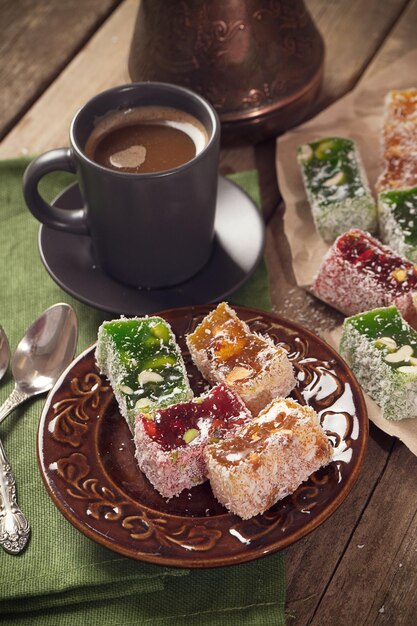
85, 106, 209, 158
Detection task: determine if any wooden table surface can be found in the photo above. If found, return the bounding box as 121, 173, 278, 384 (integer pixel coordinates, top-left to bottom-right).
1, 1, 417, 624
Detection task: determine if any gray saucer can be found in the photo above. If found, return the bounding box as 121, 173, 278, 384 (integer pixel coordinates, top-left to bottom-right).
38, 176, 265, 315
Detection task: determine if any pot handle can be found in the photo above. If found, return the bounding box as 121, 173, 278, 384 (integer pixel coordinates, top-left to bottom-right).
23, 148, 89, 235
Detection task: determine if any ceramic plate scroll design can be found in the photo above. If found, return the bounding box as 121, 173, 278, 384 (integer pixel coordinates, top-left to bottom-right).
37, 306, 368, 568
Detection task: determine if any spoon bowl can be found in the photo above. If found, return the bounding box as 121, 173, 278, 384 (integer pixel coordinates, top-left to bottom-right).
11, 304, 78, 397
0, 325, 10, 383
0, 303, 78, 425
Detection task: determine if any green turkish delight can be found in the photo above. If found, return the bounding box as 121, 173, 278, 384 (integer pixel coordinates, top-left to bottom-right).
297, 137, 377, 242
378, 186, 417, 263
96, 317, 192, 430
340, 306, 417, 420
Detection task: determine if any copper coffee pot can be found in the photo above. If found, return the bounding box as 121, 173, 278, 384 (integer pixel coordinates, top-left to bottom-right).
128, 0, 324, 143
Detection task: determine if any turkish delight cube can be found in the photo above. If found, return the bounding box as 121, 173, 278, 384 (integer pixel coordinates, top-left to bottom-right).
134, 383, 252, 498
378, 186, 417, 262
96, 317, 192, 430
376, 88, 417, 192
297, 137, 377, 242
312, 229, 417, 321
340, 306, 417, 420
186, 302, 295, 415
205, 397, 333, 519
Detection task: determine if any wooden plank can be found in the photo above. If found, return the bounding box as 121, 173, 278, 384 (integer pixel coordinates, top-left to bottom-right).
306, 0, 410, 112
311, 440, 417, 625
0, 0, 122, 139
284, 425, 394, 625
371, 505, 417, 625
0, 0, 137, 158
362, 0, 417, 75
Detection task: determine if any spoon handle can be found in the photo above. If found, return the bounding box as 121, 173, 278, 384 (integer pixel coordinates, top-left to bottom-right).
0, 386, 31, 426
0, 438, 30, 554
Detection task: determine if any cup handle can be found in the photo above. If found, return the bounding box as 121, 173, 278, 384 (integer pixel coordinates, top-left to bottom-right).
23, 148, 89, 235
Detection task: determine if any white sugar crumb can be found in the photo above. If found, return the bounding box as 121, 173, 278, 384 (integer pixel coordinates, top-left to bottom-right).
279, 286, 343, 334
379, 606, 385, 614
357, 544, 365, 549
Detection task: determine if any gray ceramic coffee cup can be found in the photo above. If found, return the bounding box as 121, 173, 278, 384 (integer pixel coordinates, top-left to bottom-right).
23, 82, 220, 288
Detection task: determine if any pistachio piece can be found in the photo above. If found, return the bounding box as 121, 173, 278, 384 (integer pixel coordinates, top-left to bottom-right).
183, 428, 199, 444
384, 345, 414, 363
391, 267, 407, 282
144, 336, 160, 349
298, 144, 313, 162
323, 171, 346, 187
225, 365, 253, 383
397, 365, 417, 375
118, 384, 134, 395
135, 397, 153, 413
142, 354, 176, 369
375, 336, 397, 351
150, 322, 170, 342
138, 370, 164, 385
315, 139, 337, 159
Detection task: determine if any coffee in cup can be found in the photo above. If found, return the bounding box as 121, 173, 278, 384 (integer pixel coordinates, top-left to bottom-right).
84, 106, 209, 174
23, 83, 220, 289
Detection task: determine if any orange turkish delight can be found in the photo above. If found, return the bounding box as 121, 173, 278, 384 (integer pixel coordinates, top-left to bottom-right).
376, 88, 417, 192
186, 302, 295, 414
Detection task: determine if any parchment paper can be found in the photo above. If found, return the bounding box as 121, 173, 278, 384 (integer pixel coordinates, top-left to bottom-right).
276, 49, 417, 454
277, 48, 417, 287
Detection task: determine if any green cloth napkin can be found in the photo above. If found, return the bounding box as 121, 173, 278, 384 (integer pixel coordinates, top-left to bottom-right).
0, 159, 285, 625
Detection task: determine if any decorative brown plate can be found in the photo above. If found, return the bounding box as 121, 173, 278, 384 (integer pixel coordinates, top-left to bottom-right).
37, 305, 368, 568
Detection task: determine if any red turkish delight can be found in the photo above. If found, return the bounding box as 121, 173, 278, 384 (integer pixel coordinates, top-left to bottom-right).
134, 383, 252, 498
312, 229, 417, 320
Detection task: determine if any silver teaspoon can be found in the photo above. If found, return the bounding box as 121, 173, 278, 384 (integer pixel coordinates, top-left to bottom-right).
0, 325, 10, 383
0, 303, 78, 425
0, 303, 78, 554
